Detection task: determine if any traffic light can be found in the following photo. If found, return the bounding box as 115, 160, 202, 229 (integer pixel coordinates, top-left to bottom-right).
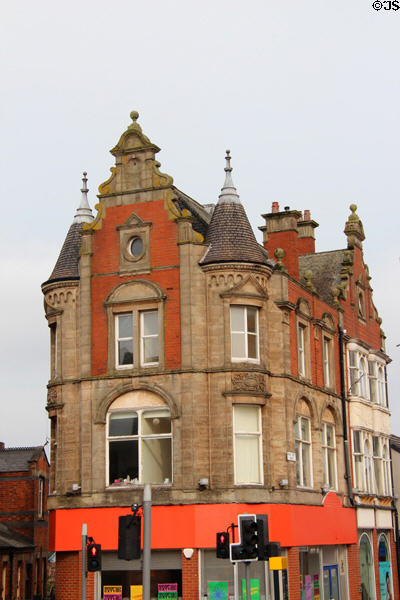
239, 515, 258, 561
255, 515, 269, 560
216, 531, 230, 559
87, 543, 102, 572
118, 515, 141, 560
266, 541, 281, 558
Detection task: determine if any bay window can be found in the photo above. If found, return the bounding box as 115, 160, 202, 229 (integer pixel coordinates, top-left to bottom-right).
230, 306, 259, 362
352, 430, 391, 496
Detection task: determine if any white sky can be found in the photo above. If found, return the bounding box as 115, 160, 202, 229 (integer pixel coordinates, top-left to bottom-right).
0, 0, 399, 446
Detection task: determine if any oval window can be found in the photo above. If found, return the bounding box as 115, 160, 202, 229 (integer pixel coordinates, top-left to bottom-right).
130, 237, 143, 258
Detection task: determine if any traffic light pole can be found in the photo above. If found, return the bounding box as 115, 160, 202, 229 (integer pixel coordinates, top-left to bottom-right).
81, 523, 87, 600
142, 484, 151, 600
244, 562, 251, 600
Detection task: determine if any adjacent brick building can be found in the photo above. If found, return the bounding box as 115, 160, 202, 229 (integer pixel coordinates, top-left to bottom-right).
0, 444, 49, 600
42, 112, 396, 600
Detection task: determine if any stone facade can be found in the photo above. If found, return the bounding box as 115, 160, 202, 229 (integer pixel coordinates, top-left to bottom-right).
42, 113, 396, 600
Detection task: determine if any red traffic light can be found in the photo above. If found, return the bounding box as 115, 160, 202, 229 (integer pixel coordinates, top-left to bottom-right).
87, 543, 102, 572
216, 531, 230, 559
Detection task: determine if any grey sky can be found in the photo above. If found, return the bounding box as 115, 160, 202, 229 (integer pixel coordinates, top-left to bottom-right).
0, 0, 399, 446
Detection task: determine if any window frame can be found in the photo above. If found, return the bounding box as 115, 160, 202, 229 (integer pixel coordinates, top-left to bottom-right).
295, 415, 313, 488
233, 405, 263, 485
106, 407, 173, 487
321, 422, 337, 490
297, 323, 306, 378
352, 430, 392, 496
230, 305, 260, 363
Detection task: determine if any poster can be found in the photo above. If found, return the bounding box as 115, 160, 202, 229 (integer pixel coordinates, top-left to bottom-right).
130, 585, 143, 600
241, 578, 260, 600
378, 562, 392, 600
158, 584, 178, 600
305, 575, 312, 600
208, 581, 229, 600
103, 586, 122, 600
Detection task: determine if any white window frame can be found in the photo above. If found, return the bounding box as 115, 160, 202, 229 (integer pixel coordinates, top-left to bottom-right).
321, 422, 337, 490
322, 336, 333, 388
352, 430, 391, 496
106, 407, 172, 487
230, 306, 260, 363
115, 310, 159, 369
140, 310, 159, 367
382, 441, 392, 496
373, 436, 383, 496
115, 313, 134, 368
233, 405, 263, 485
378, 367, 387, 407
368, 360, 378, 403
297, 324, 306, 377
295, 416, 313, 488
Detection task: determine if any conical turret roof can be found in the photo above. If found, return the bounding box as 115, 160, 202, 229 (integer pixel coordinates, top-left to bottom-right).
201, 152, 268, 266
42, 173, 93, 287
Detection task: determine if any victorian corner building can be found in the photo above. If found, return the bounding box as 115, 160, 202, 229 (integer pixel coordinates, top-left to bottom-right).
42, 113, 397, 600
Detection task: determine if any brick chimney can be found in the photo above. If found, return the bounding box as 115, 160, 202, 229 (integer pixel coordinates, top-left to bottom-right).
0, 442, 5, 450
259, 204, 318, 280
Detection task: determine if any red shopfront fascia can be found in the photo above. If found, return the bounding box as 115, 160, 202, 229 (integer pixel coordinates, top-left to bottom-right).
49, 492, 357, 552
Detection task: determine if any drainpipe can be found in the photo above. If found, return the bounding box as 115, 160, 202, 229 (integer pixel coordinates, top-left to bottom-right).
389, 440, 400, 592
8, 550, 13, 600
338, 324, 354, 505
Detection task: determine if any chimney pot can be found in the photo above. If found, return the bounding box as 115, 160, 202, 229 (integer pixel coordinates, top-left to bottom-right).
271, 202, 279, 213
304, 210, 311, 221
284, 206, 290, 212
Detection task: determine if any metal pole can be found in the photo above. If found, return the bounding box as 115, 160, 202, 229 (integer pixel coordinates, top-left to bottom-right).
245, 562, 251, 600
82, 523, 87, 600
143, 484, 151, 600
234, 562, 239, 600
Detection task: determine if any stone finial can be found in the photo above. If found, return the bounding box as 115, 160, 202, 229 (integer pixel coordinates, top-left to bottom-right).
331, 286, 340, 306
304, 269, 316, 293
344, 204, 365, 249
74, 172, 94, 224
274, 247, 287, 272
218, 150, 240, 204
127, 110, 143, 133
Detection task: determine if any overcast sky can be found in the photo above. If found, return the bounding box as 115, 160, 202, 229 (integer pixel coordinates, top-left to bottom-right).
0, 0, 399, 447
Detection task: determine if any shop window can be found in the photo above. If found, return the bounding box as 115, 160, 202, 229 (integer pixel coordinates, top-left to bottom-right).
295, 415, 312, 488
233, 405, 262, 484
230, 306, 259, 362
107, 407, 172, 486
378, 534, 393, 600
359, 533, 376, 600
321, 421, 337, 490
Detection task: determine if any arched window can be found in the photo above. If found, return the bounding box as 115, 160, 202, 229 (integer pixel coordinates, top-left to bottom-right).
106, 391, 172, 486
321, 409, 337, 490
295, 401, 313, 488
378, 534, 393, 600
359, 533, 376, 600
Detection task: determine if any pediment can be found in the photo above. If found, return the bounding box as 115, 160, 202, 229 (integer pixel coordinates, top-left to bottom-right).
106, 279, 164, 304
221, 274, 268, 299
117, 211, 151, 230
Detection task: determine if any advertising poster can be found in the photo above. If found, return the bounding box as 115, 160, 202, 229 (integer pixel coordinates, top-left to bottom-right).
241, 578, 260, 600
208, 581, 228, 600
103, 586, 122, 600
379, 562, 392, 600
130, 585, 143, 600
158, 584, 178, 600
305, 575, 312, 600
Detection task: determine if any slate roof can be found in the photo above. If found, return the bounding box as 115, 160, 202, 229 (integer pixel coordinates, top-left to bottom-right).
0, 523, 34, 550
0, 447, 44, 473
42, 221, 82, 287
201, 200, 269, 266
172, 188, 211, 239
299, 249, 345, 304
